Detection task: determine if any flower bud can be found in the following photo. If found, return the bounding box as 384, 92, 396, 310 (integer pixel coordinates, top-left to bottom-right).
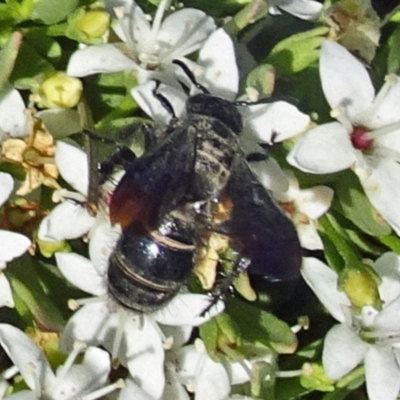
66, 8, 110, 44
39, 72, 82, 108
75, 10, 110, 39
339, 265, 381, 310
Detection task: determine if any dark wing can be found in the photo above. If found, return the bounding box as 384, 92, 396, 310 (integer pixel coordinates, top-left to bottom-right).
222, 155, 302, 281
110, 126, 196, 231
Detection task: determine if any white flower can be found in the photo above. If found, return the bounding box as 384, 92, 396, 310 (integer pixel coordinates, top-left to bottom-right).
0, 172, 31, 308
288, 40, 400, 235
301, 254, 400, 400
56, 216, 224, 399
268, 0, 323, 20
166, 338, 274, 400
38, 141, 96, 241
252, 167, 333, 249
0, 85, 29, 142
132, 28, 310, 138
0, 324, 112, 400
67, 0, 216, 84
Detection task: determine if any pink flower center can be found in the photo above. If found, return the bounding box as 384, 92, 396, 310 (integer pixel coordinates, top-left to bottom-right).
351, 127, 373, 150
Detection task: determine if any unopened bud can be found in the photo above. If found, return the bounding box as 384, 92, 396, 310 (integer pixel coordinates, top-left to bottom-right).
40, 72, 82, 108
339, 266, 381, 310
75, 10, 110, 39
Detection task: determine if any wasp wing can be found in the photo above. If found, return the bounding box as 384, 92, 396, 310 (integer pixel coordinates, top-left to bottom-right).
223, 156, 302, 281
110, 127, 196, 230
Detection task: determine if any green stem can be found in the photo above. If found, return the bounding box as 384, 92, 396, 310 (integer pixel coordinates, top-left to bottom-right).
224, 0, 268, 37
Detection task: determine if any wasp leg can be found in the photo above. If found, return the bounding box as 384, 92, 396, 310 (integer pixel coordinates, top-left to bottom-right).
98, 146, 137, 183
152, 80, 177, 119
200, 256, 251, 316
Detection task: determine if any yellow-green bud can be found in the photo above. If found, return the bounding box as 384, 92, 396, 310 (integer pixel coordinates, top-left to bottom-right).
40, 72, 82, 109
36, 238, 71, 258
300, 363, 335, 392
339, 267, 381, 310
76, 10, 110, 39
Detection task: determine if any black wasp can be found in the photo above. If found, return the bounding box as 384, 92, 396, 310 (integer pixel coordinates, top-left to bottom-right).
96, 61, 302, 313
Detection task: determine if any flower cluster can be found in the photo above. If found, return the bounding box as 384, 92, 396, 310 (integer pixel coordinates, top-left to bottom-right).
1, 0, 400, 399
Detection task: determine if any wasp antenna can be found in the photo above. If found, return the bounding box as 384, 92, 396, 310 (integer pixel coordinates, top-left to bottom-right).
246, 152, 268, 163
234, 95, 298, 107
83, 128, 118, 144
172, 59, 210, 94
152, 80, 177, 118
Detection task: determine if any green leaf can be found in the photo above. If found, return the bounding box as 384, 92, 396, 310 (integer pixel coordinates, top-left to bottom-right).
10, 41, 54, 89
250, 361, 276, 400
24, 30, 62, 62
245, 64, 276, 97
319, 214, 360, 270
0, 31, 22, 91
3, 0, 35, 22
379, 234, 400, 253
333, 171, 391, 236
32, 0, 79, 25
200, 312, 244, 362
275, 377, 312, 400
388, 23, 400, 74
266, 26, 329, 75
7, 256, 65, 331
226, 298, 297, 354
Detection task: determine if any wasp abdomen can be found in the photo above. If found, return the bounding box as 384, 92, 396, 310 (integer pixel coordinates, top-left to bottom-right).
107, 215, 195, 313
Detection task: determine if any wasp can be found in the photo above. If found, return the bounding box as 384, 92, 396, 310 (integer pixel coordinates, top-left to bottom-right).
96, 62, 302, 313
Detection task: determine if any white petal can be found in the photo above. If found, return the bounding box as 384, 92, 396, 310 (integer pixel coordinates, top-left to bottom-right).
364, 345, 400, 400
195, 356, 230, 400
36, 109, 81, 138
320, 41, 375, 121
89, 216, 120, 276
55, 252, 106, 296
0, 324, 54, 390
4, 390, 37, 400
125, 316, 165, 399
250, 158, 289, 193
0, 86, 28, 138
228, 359, 253, 385
0, 273, 14, 307
67, 44, 137, 77
159, 9, 216, 60
55, 141, 89, 196
287, 122, 356, 174
0, 172, 13, 207
277, 0, 322, 20
119, 378, 156, 400
116, 1, 151, 44
176, 344, 202, 384
0, 230, 31, 267
297, 220, 324, 250
197, 28, 238, 100
357, 159, 400, 235
373, 252, 400, 304
153, 294, 224, 326
301, 257, 350, 322
131, 80, 187, 124
322, 324, 368, 379
160, 325, 193, 349
163, 363, 191, 400
38, 202, 95, 241
366, 76, 400, 128
375, 294, 400, 335
374, 127, 400, 156
60, 302, 115, 351
296, 185, 334, 219
49, 347, 110, 398
243, 101, 310, 143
